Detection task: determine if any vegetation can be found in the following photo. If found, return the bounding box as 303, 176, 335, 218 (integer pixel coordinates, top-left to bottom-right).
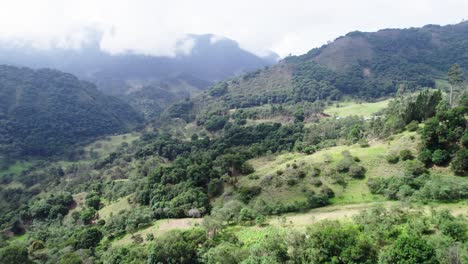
0, 65, 142, 157
1, 22, 468, 264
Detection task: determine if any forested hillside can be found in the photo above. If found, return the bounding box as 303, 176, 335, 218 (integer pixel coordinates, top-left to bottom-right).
172, 21, 468, 121
0, 22, 467, 264
0, 65, 142, 157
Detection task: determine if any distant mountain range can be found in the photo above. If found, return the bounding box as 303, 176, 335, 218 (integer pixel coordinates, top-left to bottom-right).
0, 34, 277, 95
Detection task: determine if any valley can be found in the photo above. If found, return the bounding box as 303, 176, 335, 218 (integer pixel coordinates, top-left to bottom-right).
0, 20, 467, 264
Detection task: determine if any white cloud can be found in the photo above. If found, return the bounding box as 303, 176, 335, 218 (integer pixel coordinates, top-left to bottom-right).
0, 0, 466, 57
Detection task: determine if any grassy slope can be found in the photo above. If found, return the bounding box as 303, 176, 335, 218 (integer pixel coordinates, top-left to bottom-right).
235, 130, 419, 207
112, 218, 202, 246
84, 132, 140, 159
324, 99, 391, 118
97, 127, 467, 247
0, 160, 34, 177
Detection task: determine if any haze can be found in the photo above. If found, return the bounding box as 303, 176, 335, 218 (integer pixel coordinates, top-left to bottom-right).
0, 0, 467, 57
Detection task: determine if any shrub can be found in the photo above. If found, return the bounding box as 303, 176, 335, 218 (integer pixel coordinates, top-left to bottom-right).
336, 158, 354, 172
297, 170, 306, 179
418, 149, 433, 165
85, 193, 101, 210
311, 167, 321, 177
378, 233, 437, 264
400, 149, 413, 161
238, 207, 257, 222
308, 193, 330, 208
404, 160, 427, 176
451, 148, 468, 175
287, 179, 298, 186
320, 186, 335, 198
240, 163, 255, 175
431, 149, 449, 165
238, 186, 262, 203
386, 153, 400, 164
147, 229, 205, 264
311, 178, 322, 187
208, 179, 224, 198
406, 120, 419, 132
358, 139, 370, 148
349, 164, 366, 179
73, 227, 103, 249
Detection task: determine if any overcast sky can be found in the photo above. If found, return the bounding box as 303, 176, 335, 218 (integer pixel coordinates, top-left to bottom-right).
0, 0, 467, 57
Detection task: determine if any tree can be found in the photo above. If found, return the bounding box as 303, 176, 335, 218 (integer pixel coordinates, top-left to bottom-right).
73, 227, 103, 249
379, 233, 437, 264
147, 229, 206, 264
0, 244, 32, 264
85, 193, 101, 210
448, 64, 464, 106
303, 221, 377, 264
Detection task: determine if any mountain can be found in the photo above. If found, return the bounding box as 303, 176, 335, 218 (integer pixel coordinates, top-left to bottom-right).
0, 34, 277, 96
0, 22, 467, 264
170, 21, 468, 121
0, 65, 142, 157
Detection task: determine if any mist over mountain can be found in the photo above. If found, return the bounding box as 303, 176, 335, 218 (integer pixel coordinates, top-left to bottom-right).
175, 21, 468, 118
0, 33, 277, 95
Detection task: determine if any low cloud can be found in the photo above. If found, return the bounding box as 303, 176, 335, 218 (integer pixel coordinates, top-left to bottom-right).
0, 0, 466, 57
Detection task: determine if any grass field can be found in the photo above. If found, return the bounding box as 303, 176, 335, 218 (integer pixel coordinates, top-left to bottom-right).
84, 132, 140, 159
324, 99, 391, 118
0, 160, 34, 177
112, 218, 202, 246
98, 195, 133, 220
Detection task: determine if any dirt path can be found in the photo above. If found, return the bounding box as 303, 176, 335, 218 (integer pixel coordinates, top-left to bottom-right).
112, 201, 467, 246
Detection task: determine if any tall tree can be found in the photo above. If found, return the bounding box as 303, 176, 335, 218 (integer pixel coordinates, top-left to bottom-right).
448, 64, 464, 106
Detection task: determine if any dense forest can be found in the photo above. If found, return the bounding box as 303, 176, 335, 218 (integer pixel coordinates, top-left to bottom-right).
0, 22, 467, 264
0, 65, 142, 157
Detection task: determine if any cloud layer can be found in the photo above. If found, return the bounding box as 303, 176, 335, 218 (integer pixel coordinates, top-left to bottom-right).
0, 0, 467, 57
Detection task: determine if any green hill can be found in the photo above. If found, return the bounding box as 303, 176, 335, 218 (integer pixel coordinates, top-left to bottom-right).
0, 65, 142, 157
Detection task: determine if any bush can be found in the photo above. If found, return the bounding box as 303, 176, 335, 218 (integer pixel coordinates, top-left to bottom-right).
431, 149, 449, 165
404, 160, 427, 176
311, 178, 322, 187
321, 186, 335, 198
85, 193, 101, 210
378, 233, 437, 264
240, 163, 255, 175
0, 244, 32, 264
406, 120, 419, 132
418, 149, 433, 165
208, 179, 224, 198
287, 178, 298, 186
336, 158, 354, 172
73, 227, 103, 249
349, 164, 366, 179
307, 193, 330, 208
147, 229, 206, 264
358, 139, 370, 148
451, 148, 468, 175
400, 149, 414, 161
238, 186, 262, 203
386, 153, 400, 164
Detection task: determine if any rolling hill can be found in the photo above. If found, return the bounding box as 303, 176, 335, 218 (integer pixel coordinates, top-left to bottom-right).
0, 65, 142, 157
168, 21, 468, 123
